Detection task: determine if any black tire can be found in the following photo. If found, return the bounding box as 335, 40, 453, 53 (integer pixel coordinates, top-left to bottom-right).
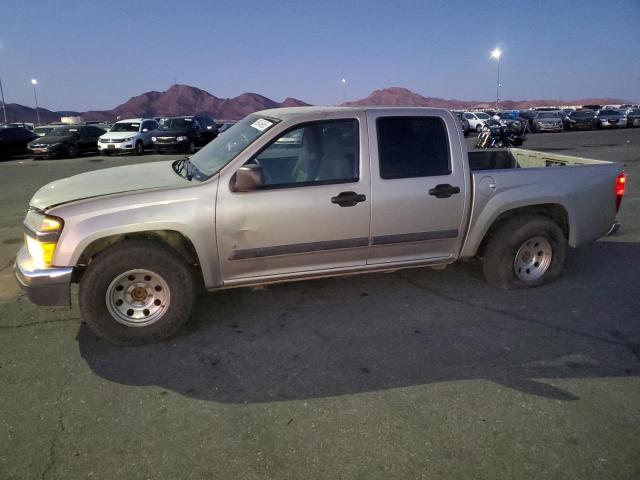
66, 143, 79, 159
187, 140, 196, 154
482, 215, 567, 289
476, 124, 483, 133
135, 140, 144, 156
79, 240, 196, 345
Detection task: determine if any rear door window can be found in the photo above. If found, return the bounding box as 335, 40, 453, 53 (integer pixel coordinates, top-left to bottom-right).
377, 117, 450, 179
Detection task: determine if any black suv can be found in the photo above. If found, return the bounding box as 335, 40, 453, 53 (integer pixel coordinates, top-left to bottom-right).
152, 115, 218, 154
28, 125, 105, 159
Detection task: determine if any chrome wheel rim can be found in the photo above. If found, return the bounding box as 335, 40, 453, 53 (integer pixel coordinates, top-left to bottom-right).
106, 269, 170, 327
513, 236, 552, 282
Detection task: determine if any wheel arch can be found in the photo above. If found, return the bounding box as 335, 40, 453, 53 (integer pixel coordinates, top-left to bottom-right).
472, 203, 569, 259
74, 230, 203, 286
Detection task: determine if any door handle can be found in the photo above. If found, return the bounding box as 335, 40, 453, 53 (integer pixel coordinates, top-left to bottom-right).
331, 191, 366, 207
428, 184, 461, 199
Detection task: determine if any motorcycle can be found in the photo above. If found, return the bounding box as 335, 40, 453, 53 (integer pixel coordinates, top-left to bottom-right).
475, 118, 527, 149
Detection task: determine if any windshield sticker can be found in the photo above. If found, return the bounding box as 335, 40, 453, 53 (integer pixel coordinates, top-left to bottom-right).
250, 118, 273, 132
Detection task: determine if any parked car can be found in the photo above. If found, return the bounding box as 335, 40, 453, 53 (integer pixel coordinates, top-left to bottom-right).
625, 108, 640, 128
463, 111, 492, 132
27, 125, 105, 159
454, 112, 470, 136
217, 121, 236, 134
595, 109, 626, 129
7, 122, 35, 131
151, 115, 218, 154
0, 126, 38, 159
98, 118, 158, 156
33, 125, 59, 137
532, 111, 564, 132
566, 110, 597, 130
581, 104, 602, 111
517, 110, 538, 131
15, 107, 625, 345
85, 121, 113, 130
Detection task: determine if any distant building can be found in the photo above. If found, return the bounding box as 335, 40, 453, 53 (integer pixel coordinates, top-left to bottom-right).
60, 115, 83, 124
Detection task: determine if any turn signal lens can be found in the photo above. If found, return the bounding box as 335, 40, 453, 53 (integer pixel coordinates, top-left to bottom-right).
26, 235, 56, 269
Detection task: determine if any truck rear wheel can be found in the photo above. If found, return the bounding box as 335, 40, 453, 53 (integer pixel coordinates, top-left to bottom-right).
482, 215, 567, 289
79, 240, 196, 345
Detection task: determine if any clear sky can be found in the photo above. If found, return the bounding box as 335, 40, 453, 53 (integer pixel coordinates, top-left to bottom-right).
2, 0, 639, 111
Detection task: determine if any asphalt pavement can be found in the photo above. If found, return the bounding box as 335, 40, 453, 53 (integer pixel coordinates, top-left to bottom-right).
1, 128, 639, 480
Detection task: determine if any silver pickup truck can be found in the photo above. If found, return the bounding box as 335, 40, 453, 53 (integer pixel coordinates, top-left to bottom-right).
15, 107, 626, 345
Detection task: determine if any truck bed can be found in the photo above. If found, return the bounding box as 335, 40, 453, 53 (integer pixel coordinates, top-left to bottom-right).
468, 148, 611, 171
461, 147, 622, 258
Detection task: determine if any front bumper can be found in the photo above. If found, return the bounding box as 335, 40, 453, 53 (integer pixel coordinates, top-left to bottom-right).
153, 141, 189, 152
98, 141, 135, 153
600, 120, 625, 128
536, 124, 563, 131
14, 246, 72, 307
29, 146, 64, 159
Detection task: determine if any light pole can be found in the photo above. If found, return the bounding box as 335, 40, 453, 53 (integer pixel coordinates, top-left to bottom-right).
341, 78, 347, 104
31, 78, 40, 125
490, 48, 502, 111
0, 75, 7, 124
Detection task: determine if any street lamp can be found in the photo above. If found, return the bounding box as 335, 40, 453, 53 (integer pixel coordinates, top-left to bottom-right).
490, 48, 502, 111
341, 78, 347, 104
31, 78, 40, 125
0, 76, 7, 124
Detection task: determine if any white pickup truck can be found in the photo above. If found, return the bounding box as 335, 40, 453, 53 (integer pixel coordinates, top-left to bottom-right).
15, 107, 626, 345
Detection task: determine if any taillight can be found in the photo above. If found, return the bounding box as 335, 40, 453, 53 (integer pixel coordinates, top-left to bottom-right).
615, 172, 626, 212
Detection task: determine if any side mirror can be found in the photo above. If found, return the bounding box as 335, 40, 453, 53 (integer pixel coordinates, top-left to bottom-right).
231, 164, 264, 192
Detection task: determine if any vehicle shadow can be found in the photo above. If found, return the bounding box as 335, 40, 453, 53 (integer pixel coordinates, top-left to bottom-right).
77, 240, 640, 404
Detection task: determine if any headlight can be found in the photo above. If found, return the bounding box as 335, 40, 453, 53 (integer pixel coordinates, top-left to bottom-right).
24, 211, 64, 268
176, 136, 188, 142
119, 136, 134, 143
151, 137, 157, 142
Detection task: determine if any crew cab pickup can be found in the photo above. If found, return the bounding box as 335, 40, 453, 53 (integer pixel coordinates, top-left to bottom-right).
15, 107, 626, 345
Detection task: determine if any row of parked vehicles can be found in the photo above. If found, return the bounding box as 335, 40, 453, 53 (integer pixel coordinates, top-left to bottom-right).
0, 115, 235, 160
456, 105, 640, 135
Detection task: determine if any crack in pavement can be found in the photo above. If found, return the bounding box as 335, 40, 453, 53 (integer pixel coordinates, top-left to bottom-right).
41, 374, 71, 480
0, 317, 80, 330
397, 273, 640, 361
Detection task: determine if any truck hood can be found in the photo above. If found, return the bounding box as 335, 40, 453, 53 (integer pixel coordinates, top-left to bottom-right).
31, 160, 191, 210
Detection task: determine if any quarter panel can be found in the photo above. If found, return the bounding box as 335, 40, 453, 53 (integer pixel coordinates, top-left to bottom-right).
462, 163, 621, 257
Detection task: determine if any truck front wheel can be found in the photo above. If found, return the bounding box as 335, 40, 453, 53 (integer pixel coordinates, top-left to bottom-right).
482, 215, 567, 289
79, 240, 196, 345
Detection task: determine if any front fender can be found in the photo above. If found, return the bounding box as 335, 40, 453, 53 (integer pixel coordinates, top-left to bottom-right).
47, 181, 221, 288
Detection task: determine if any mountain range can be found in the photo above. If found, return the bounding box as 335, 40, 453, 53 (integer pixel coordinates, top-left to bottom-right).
1, 84, 629, 124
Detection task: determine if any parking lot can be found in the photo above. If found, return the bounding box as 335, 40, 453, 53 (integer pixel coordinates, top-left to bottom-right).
1, 128, 639, 479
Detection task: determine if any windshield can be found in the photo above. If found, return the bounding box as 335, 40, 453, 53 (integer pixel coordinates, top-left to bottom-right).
110, 122, 140, 132
571, 111, 594, 118
160, 118, 193, 130
538, 112, 558, 119
476, 113, 491, 119
34, 127, 55, 135
49, 126, 79, 135
189, 115, 280, 179
599, 110, 619, 115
